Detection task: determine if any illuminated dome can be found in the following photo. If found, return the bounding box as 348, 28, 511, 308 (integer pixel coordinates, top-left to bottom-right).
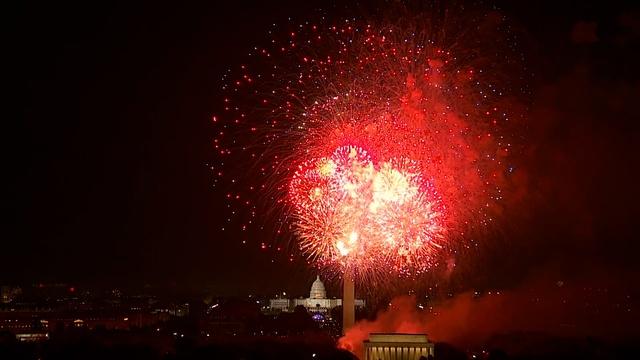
310, 275, 327, 299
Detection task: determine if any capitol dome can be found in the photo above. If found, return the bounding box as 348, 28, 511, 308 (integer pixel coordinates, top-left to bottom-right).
309, 275, 327, 299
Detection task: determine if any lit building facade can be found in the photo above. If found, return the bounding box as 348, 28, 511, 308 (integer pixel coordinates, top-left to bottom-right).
363, 333, 434, 360
268, 276, 364, 314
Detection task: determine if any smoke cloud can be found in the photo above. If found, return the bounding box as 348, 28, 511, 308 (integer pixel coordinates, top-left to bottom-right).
339, 269, 639, 358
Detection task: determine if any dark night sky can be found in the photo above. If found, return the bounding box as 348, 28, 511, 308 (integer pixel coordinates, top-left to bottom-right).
8, 1, 640, 297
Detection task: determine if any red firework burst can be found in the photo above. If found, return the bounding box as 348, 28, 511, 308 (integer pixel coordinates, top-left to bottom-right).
290, 145, 445, 278
212, 7, 524, 281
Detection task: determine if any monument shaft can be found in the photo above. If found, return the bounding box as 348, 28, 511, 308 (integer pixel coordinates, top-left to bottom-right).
342, 272, 355, 334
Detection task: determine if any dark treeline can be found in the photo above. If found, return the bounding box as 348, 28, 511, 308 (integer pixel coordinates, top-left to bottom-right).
2, 330, 639, 360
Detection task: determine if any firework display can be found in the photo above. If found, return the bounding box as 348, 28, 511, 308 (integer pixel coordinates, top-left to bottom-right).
213, 10, 520, 280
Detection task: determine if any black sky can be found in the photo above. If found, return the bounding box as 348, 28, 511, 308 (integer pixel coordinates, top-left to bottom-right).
9, 1, 640, 296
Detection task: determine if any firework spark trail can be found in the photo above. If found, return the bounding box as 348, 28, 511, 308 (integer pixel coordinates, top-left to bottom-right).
213, 9, 522, 282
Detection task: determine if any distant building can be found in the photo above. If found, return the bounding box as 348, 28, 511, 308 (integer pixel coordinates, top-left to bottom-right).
0, 310, 166, 335
268, 276, 364, 314
268, 298, 290, 312
363, 333, 434, 360
1, 286, 22, 304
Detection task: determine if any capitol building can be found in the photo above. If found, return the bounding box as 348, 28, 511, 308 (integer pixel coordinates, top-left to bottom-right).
268, 276, 364, 314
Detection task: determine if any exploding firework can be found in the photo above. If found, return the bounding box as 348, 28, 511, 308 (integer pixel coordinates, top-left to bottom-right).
290, 145, 445, 279
212, 5, 524, 281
